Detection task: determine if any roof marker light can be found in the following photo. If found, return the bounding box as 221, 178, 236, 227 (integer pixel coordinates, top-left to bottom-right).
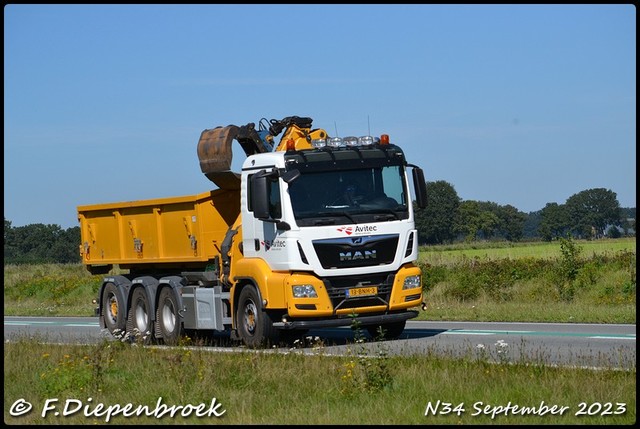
380, 134, 390, 145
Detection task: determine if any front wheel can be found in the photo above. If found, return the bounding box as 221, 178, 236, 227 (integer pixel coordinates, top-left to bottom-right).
236, 286, 279, 348
156, 287, 183, 345
366, 320, 406, 340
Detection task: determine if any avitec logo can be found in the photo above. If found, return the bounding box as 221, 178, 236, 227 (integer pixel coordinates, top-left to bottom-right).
261, 240, 286, 251
337, 226, 354, 235
337, 225, 378, 235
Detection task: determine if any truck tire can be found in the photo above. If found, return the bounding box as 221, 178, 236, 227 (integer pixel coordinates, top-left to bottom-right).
237, 285, 279, 348
366, 320, 406, 340
156, 287, 183, 346
127, 287, 154, 343
102, 282, 126, 336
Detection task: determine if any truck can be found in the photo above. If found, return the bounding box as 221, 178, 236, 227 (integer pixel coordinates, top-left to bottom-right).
77, 116, 428, 348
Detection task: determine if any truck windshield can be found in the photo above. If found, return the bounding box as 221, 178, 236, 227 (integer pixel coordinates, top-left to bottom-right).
287, 165, 409, 226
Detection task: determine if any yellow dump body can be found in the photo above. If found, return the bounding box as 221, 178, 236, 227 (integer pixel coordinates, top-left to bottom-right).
77, 189, 240, 270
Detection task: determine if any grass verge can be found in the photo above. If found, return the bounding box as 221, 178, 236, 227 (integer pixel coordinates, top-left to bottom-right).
4, 335, 636, 425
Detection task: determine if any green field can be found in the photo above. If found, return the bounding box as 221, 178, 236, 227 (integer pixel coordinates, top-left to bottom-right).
419, 237, 636, 264
418, 237, 636, 324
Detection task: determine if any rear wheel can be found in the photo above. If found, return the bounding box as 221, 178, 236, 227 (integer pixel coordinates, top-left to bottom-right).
102, 282, 126, 336
156, 287, 183, 345
237, 286, 278, 348
127, 287, 154, 343
366, 320, 406, 340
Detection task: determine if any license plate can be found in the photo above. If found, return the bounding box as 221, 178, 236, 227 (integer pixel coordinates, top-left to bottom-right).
346, 286, 378, 298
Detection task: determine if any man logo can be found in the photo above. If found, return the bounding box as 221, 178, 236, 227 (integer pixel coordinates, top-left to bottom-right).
339, 250, 377, 261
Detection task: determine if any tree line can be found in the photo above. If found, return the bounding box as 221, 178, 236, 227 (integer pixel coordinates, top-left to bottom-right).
414, 184, 635, 245
4, 186, 636, 264
4, 219, 81, 264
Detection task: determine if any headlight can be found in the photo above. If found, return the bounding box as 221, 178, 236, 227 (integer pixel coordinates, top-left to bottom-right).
402, 275, 421, 290
311, 138, 327, 148
343, 136, 359, 147
292, 284, 318, 298
322, 135, 378, 149
327, 137, 344, 148
358, 135, 374, 146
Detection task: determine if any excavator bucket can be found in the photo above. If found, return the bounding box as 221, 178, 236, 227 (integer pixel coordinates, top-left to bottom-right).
197, 125, 241, 190
196, 117, 313, 190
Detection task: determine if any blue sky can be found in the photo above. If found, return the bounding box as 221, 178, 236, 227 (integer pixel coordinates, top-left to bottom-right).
4, 4, 636, 229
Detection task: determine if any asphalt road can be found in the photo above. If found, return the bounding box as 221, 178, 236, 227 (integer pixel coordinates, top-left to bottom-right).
4, 316, 636, 370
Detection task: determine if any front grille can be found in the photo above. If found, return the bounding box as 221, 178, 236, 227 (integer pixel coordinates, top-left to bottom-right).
313, 234, 399, 269
323, 272, 395, 309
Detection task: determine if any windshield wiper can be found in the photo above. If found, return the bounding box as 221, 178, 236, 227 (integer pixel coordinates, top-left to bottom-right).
312, 218, 336, 226
372, 209, 401, 221
316, 211, 358, 224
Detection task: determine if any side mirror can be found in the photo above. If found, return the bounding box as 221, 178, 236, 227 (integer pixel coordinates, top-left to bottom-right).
412, 167, 427, 209
250, 170, 290, 231
250, 171, 271, 220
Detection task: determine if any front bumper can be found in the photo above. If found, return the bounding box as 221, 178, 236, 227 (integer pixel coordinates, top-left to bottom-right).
272, 310, 418, 330
283, 264, 423, 318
